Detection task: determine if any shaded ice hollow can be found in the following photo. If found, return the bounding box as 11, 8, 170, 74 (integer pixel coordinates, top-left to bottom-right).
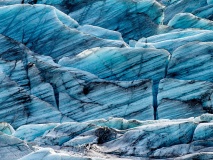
0, 0, 213, 159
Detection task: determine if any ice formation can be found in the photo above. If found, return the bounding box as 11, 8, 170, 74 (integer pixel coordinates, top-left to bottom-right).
0, 0, 213, 159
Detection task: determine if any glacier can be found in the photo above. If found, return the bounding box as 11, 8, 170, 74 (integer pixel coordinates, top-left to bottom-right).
0, 0, 213, 159
1, 115, 213, 159
58, 47, 170, 81
0, 4, 125, 61
158, 0, 207, 24
168, 13, 213, 30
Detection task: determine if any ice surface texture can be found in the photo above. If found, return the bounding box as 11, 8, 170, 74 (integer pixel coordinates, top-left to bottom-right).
0, 4, 125, 61
0, 33, 154, 128
59, 47, 170, 81
0, 0, 169, 41
0, 115, 212, 159
0, 0, 213, 159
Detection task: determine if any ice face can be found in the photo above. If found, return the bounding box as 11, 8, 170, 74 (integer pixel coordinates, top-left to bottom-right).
0, 4, 125, 61
193, 123, 213, 141
13, 123, 58, 141
0, 71, 64, 129
135, 30, 213, 53
158, 78, 212, 119
167, 42, 213, 82
7, 114, 213, 159
70, 0, 168, 41
0, 0, 22, 6
159, 0, 206, 24
4, 0, 166, 41
0, 0, 211, 126
193, 4, 213, 21
0, 132, 32, 160
43, 0, 166, 41
58, 47, 170, 81
1, 0, 213, 159
99, 121, 196, 156
0, 32, 154, 127
168, 13, 213, 30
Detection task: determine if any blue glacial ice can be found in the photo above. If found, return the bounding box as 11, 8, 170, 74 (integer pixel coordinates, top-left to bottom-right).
135, 29, 213, 53
0, 0, 213, 159
167, 42, 213, 81
58, 47, 170, 81
50, 0, 168, 41
0, 132, 32, 160
4, 115, 213, 159
158, 0, 207, 24
157, 78, 211, 119
0, 32, 155, 127
10, 116, 213, 159
3, 0, 169, 41
0, 4, 125, 61
168, 13, 213, 30
193, 4, 213, 21
0, 122, 15, 135
77, 25, 123, 41
208, 0, 213, 4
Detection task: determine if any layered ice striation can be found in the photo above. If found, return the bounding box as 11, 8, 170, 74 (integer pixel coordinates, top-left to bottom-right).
59, 47, 170, 81
0, 71, 64, 128
66, 0, 168, 41
135, 29, 213, 53
157, 78, 211, 119
157, 0, 207, 24
0, 0, 212, 124
0, 132, 32, 160
77, 25, 123, 41
167, 42, 213, 82
193, 4, 213, 21
0, 0, 213, 159
3, 0, 169, 41
7, 114, 213, 159
0, 0, 22, 6
0, 4, 125, 61
0, 32, 154, 128
58, 47, 170, 120
168, 13, 213, 30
